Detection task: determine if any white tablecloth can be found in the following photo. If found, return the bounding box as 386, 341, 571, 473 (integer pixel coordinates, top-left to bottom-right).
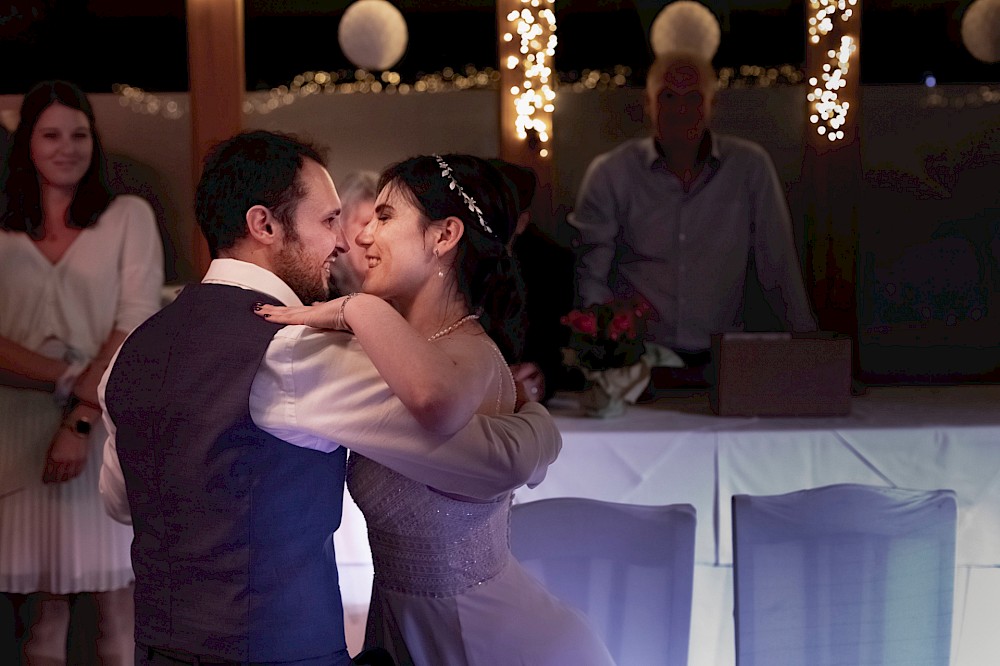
336, 384, 1000, 665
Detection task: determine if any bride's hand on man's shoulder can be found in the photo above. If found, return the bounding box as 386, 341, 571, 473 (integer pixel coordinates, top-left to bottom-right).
254, 298, 349, 331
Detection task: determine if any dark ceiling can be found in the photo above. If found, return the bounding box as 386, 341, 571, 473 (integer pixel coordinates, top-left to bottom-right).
0, 0, 995, 94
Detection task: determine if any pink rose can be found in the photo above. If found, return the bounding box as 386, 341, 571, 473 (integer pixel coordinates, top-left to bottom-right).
563, 310, 598, 335
609, 313, 634, 340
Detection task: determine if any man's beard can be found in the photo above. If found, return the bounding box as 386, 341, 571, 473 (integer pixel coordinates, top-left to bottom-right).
275, 240, 328, 304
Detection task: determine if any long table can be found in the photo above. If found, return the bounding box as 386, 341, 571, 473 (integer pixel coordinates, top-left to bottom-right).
336, 384, 1000, 665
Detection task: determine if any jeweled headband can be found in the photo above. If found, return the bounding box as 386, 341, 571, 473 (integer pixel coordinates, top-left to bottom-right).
433, 154, 494, 236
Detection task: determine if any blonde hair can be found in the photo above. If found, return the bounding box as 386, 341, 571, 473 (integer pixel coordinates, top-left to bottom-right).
338, 169, 379, 212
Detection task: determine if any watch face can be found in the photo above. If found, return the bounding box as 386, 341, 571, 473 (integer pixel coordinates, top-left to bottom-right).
76, 419, 92, 436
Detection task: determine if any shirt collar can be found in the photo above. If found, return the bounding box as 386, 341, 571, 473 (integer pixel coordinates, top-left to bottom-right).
202, 258, 304, 307
645, 131, 721, 170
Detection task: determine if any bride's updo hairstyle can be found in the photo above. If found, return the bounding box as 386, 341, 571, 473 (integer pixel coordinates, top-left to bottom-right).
377, 153, 527, 363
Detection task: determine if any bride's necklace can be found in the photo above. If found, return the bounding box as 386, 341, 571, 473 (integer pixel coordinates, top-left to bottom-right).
427, 313, 480, 342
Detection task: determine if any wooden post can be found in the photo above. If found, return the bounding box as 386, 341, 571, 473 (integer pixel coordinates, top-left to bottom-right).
186, 0, 245, 278
496, 0, 555, 223
802, 0, 862, 342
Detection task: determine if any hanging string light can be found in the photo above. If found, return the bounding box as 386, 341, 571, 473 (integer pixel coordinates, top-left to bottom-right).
501, 0, 557, 157
806, 0, 859, 143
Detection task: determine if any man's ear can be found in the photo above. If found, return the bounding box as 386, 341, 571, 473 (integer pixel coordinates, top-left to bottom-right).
246, 205, 277, 245
433, 215, 465, 258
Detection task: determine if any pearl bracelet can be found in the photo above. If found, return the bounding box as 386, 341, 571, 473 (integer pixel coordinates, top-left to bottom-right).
335, 292, 360, 332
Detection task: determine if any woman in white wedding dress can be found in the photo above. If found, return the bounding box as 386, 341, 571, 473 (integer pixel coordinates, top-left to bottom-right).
257, 154, 616, 666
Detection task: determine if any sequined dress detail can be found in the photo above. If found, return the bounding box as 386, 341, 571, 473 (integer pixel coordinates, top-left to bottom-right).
348, 456, 615, 665
352, 457, 509, 598
346, 340, 616, 665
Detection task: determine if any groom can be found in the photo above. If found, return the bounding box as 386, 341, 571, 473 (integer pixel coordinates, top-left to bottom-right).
98, 130, 562, 665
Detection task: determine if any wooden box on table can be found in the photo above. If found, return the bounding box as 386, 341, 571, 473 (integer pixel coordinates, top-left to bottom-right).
709, 332, 853, 416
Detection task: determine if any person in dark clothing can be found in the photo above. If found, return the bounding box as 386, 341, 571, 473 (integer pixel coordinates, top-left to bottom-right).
489, 159, 582, 403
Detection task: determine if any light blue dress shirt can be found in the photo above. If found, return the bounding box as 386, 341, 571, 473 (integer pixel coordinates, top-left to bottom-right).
569, 132, 817, 352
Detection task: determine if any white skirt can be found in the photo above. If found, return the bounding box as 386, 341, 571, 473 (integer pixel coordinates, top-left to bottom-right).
0, 386, 134, 594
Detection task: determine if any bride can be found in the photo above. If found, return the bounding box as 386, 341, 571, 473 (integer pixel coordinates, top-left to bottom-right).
257, 154, 616, 666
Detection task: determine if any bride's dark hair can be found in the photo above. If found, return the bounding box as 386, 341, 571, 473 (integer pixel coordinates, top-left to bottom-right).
377, 154, 527, 363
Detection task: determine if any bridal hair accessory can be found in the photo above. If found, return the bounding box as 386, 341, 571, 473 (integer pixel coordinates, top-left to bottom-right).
433, 155, 493, 236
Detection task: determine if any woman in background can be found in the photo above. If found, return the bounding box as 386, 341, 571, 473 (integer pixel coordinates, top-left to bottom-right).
0, 80, 163, 664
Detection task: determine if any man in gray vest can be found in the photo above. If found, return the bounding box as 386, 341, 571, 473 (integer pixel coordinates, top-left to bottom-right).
97, 130, 562, 666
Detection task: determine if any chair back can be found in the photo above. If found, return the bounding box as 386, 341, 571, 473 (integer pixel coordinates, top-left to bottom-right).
732, 483, 957, 666
510, 497, 696, 666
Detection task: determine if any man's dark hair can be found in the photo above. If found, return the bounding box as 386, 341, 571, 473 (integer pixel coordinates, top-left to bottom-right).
195, 130, 327, 258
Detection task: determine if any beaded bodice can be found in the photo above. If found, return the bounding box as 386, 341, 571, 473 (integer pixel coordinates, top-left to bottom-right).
347, 453, 512, 598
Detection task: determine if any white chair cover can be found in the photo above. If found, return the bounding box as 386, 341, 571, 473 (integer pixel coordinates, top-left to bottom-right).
732, 483, 957, 666
510, 497, 696, 666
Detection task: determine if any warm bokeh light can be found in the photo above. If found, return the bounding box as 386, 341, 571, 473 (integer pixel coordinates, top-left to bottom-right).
807, 0, 859, 143
501, 0, 557, 154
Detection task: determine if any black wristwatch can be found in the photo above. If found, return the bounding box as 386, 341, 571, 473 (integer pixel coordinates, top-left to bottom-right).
63, 415, 93, 438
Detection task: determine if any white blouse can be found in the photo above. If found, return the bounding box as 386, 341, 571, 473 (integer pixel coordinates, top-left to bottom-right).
0, 194, 164, 359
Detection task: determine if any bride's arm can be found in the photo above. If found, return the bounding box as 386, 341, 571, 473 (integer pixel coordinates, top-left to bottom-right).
256, 294, 494, 435
341, 294, 495, 434
251, 326, 561, 500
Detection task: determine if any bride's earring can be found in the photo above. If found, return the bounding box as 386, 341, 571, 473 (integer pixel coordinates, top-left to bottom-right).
434, 249, 445, 278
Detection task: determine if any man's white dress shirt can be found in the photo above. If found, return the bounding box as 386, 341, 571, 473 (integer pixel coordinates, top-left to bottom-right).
99, 258, 561, 523
570, 133, 817, 352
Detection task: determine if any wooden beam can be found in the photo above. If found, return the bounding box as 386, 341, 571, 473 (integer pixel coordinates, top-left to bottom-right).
802, 0, 862, 340
496, 0, 555, 223
186, 0, 245, 278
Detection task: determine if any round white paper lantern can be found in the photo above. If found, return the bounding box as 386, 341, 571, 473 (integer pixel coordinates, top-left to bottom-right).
961, 0, 1000, 64
338, 0, 408, 71
650, 1, 721, 61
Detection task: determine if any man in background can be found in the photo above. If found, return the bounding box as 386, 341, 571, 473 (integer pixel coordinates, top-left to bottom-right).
569, 50, 816, 370
328, 170, 378, 298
